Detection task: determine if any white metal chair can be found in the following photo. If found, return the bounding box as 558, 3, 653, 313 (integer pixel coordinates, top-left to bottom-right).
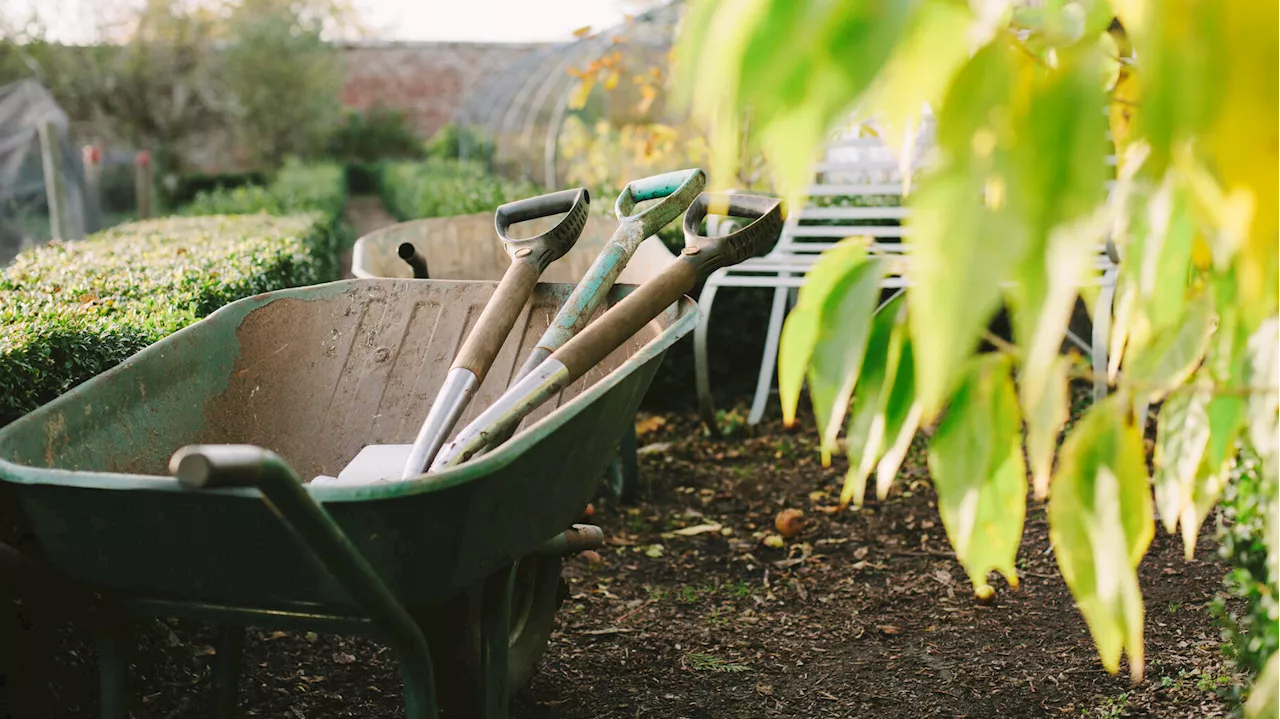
693, 132, 1121, 431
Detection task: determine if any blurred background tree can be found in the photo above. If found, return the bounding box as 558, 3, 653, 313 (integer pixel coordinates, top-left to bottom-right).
0, 0, 359, 180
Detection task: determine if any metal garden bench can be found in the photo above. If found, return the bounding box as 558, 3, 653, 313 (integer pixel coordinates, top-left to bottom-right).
694, 132, 1121, 432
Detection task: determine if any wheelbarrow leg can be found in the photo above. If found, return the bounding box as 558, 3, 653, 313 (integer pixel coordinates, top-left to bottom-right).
479, 564, 516, 719
604, 456, 626, 503
95, 626, 130, 719
618, 421, 640, 503
400, 645, 437, 719
212, 623, 245, 719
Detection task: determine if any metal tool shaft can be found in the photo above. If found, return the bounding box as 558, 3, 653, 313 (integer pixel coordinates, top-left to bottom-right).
400, 367, 480, 479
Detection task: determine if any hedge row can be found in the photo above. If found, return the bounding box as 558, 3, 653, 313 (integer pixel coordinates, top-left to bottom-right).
185, 160, 347, 228
0, 214, 339, 427
0, 161, 350, 428
377, 159, 540, 222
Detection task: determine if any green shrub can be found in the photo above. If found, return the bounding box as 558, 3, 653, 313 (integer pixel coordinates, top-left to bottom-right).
0, 214, 338, 427
377, 159, 540, 222
425, 123, 496, 164
326, 106, 425, 164
1213, 448, 1279, 707
184, 160, 346, 228
168, 171, 268, 207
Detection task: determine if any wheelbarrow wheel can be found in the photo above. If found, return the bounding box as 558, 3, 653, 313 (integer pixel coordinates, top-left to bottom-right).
430, 554, 566, 715
504, 554, 566, 691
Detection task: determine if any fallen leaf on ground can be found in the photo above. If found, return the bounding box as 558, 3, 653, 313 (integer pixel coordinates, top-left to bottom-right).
663, 522, 723, 537
635, 415, 668, 435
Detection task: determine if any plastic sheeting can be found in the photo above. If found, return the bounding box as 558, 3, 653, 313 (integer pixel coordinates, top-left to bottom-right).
0, 78, 100, 265
451, 1, 683, 189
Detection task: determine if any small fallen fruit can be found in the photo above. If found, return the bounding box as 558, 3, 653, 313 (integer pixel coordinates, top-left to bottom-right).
580, 503, 595, 520
774, 508, 806, 538
580, 550, 603, 565
763, 534, 785, 549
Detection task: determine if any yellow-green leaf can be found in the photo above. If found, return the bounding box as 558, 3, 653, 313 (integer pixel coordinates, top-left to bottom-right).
1122, 290, 1216, 403
1245, 652, 1279, 719
1130, 0, 1226, 174
1152, 383, 1211, 535
1024, 354, 1070, 500
841, 293, 907, 507
874, 342, 921, 501
928, 354, 1026, 596
907, 168, 1025, 419
777, 238, 873, 427
807, 258, 887, 462
1245, 317, 1279, 471
860, 0, 973, 185
1048, 396, 1154, 682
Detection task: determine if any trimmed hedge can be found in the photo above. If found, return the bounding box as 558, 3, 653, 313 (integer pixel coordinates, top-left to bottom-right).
0, 213, 339, 427
378, 159, 540, 222
184, 160, 347, 227
168, 171, 268, 207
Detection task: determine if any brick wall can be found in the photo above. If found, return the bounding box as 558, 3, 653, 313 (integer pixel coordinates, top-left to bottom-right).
69, 41, 545, 175
337, 41, 544, 139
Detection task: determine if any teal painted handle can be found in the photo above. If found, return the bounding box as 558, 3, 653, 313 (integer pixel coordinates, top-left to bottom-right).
520, 169, 706, 367
614, 168, 707, 233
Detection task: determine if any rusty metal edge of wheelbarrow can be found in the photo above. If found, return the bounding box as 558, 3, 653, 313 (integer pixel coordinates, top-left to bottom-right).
0, 277, 699, 502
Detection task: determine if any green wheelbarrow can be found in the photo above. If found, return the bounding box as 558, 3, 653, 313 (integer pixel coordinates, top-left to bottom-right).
0, 277, 698, 719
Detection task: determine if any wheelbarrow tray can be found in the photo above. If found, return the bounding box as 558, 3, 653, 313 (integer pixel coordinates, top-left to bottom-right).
0, 278, 696, 621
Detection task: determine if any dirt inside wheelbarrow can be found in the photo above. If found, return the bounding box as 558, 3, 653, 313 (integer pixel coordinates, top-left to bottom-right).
10, 395, 1245, 719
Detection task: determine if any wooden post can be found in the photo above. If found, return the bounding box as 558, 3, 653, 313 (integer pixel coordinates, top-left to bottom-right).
36, 120, 69, 242
135, 151, 153, 219
82, 144, 102, 227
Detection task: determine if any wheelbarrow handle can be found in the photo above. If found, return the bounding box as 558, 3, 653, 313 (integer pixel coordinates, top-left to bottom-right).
398, 242, 430, 279
614, 168, 707, 234
170, 443, 439, 707
494, 187, 591, 273
170, 444, 274, 489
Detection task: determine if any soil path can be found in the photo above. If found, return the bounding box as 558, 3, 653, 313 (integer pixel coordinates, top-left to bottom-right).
339, 195, 399, 278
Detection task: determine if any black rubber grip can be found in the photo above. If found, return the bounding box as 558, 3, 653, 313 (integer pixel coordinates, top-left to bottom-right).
494, 188, 591, 271
681, 192, 784, 280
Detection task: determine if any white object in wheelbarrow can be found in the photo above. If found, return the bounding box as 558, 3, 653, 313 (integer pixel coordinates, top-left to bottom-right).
311, 444, 415, 485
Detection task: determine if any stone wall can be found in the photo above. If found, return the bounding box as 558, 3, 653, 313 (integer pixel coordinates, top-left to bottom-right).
337, 41, 544, 140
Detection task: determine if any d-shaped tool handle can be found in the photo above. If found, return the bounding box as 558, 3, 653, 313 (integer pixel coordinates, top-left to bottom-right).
495, 187, 591, 272
429, 192, 788, 471
681, 192, 785, 280
614, 168, 707, 234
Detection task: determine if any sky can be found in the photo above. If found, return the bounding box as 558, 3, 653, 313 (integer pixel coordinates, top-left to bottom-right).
2, 0, 639, 44
353, 0, 635, 43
